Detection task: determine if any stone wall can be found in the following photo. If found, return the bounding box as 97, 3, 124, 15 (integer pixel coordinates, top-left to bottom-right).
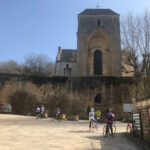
0, 74, 137, 119
133, 99, 150, 142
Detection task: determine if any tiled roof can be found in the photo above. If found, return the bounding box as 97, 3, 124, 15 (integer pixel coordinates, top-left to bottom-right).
79, 9, 118, 15
57, 49, 77, 62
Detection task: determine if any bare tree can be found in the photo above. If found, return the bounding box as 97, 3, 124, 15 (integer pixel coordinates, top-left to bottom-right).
0, 54, 55, 76
0, 60, 22, 74
121, 10, 150, 76
22, 54, 55, 76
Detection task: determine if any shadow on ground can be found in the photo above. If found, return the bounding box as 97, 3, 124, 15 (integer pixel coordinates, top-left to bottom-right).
85, 133, 145, 150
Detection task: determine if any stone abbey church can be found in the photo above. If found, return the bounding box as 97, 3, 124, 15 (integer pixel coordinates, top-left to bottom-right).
55, 9, 122, 76
0, 9, 139, 121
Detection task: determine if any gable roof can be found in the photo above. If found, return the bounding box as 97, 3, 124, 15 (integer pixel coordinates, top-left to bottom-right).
79, 9, 118, 15
56, 49, 77, 62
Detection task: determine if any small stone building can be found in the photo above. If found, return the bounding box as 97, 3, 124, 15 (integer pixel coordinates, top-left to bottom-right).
55, 47, 77, 76
55, 9, 122, 76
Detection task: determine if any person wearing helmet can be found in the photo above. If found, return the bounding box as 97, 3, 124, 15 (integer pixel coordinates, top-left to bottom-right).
56, 108, 61, 120
95, 109, 101, 124
89, 108, 95, 130
111, 110, 116, 122
35, 106, 40, 119
106, 109, 114, 136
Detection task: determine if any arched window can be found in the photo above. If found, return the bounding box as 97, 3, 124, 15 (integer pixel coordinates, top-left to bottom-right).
97, 20, 100, 26
94, 50, 102, 75
95, 94, 102, 104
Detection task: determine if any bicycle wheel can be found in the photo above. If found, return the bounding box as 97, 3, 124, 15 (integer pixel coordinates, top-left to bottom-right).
132, 126, 137, 137
91, 121, 99, 132
112, 124, 116, 134
103, 125, 109, 136
126, 125, 131, 133
89, 121, 93, 132
36, 114, 41, 119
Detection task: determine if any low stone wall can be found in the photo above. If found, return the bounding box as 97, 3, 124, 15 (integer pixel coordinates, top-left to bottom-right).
133, 99, 150, 142
1, 73, 149, 120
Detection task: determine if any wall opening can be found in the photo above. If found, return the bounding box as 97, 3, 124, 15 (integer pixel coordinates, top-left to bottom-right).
64, 64, 72, 76
94, 50, 102, 75
66, 64, 69, 69
95, 94, 102, 104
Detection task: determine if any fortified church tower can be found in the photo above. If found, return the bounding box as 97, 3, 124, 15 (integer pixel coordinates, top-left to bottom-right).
55, 9, 121, 76
77, 9, 121, 76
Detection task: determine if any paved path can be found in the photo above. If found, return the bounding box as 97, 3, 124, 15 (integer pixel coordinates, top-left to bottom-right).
0, 114, 143, 150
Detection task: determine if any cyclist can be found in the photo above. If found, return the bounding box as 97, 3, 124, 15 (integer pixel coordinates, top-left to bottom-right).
95, 109, 101, 124
89, 108, 96, 130
40, 105, 45, 118
35, 106, 40, 118
106, 110, 114, 136
111, 110, 116, 122
56, 108, 61, 119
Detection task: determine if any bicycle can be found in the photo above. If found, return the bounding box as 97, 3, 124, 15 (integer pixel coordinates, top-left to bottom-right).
56, 113, 61, 120
36, 113, 47, 119
51, 113, 61, 121
89, 119, 99, 132
103, 122, 116, 137
126, 120, 137, 137
36, 113, 41, 119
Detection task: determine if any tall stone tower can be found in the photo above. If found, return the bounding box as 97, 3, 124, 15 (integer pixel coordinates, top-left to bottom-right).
77, 9, 121, 76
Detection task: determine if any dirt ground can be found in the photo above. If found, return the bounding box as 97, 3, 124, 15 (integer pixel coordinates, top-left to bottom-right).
0, 114, 143, 150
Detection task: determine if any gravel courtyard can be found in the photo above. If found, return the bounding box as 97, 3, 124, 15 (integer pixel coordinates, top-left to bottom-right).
0, 114, 143, 150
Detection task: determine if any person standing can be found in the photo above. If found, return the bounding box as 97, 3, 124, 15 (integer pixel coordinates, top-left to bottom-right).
56, 108, 61, 119
40, 105, 45, 118
35, 106, 40, 119
106, 110, 114, 136
89, 108, 95, 131
111, 110, 116, 121
95, 110, 101, 124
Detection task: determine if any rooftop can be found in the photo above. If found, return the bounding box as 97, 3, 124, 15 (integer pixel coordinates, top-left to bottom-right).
79, 9, 118, 15
56, 49, 77, 62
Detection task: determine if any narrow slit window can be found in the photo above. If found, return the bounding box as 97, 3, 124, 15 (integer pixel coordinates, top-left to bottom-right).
66, 64, 69, 69
64, 68, 66, 76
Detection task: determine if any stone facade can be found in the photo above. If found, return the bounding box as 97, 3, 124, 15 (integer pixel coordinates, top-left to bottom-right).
55, 61, 77, 76
77, 9, 121, 76
55, 9, 122, 76
55, 47, 77, 76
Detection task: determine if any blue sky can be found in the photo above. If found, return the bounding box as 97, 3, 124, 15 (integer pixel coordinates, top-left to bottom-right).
0, 0, 150, 63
